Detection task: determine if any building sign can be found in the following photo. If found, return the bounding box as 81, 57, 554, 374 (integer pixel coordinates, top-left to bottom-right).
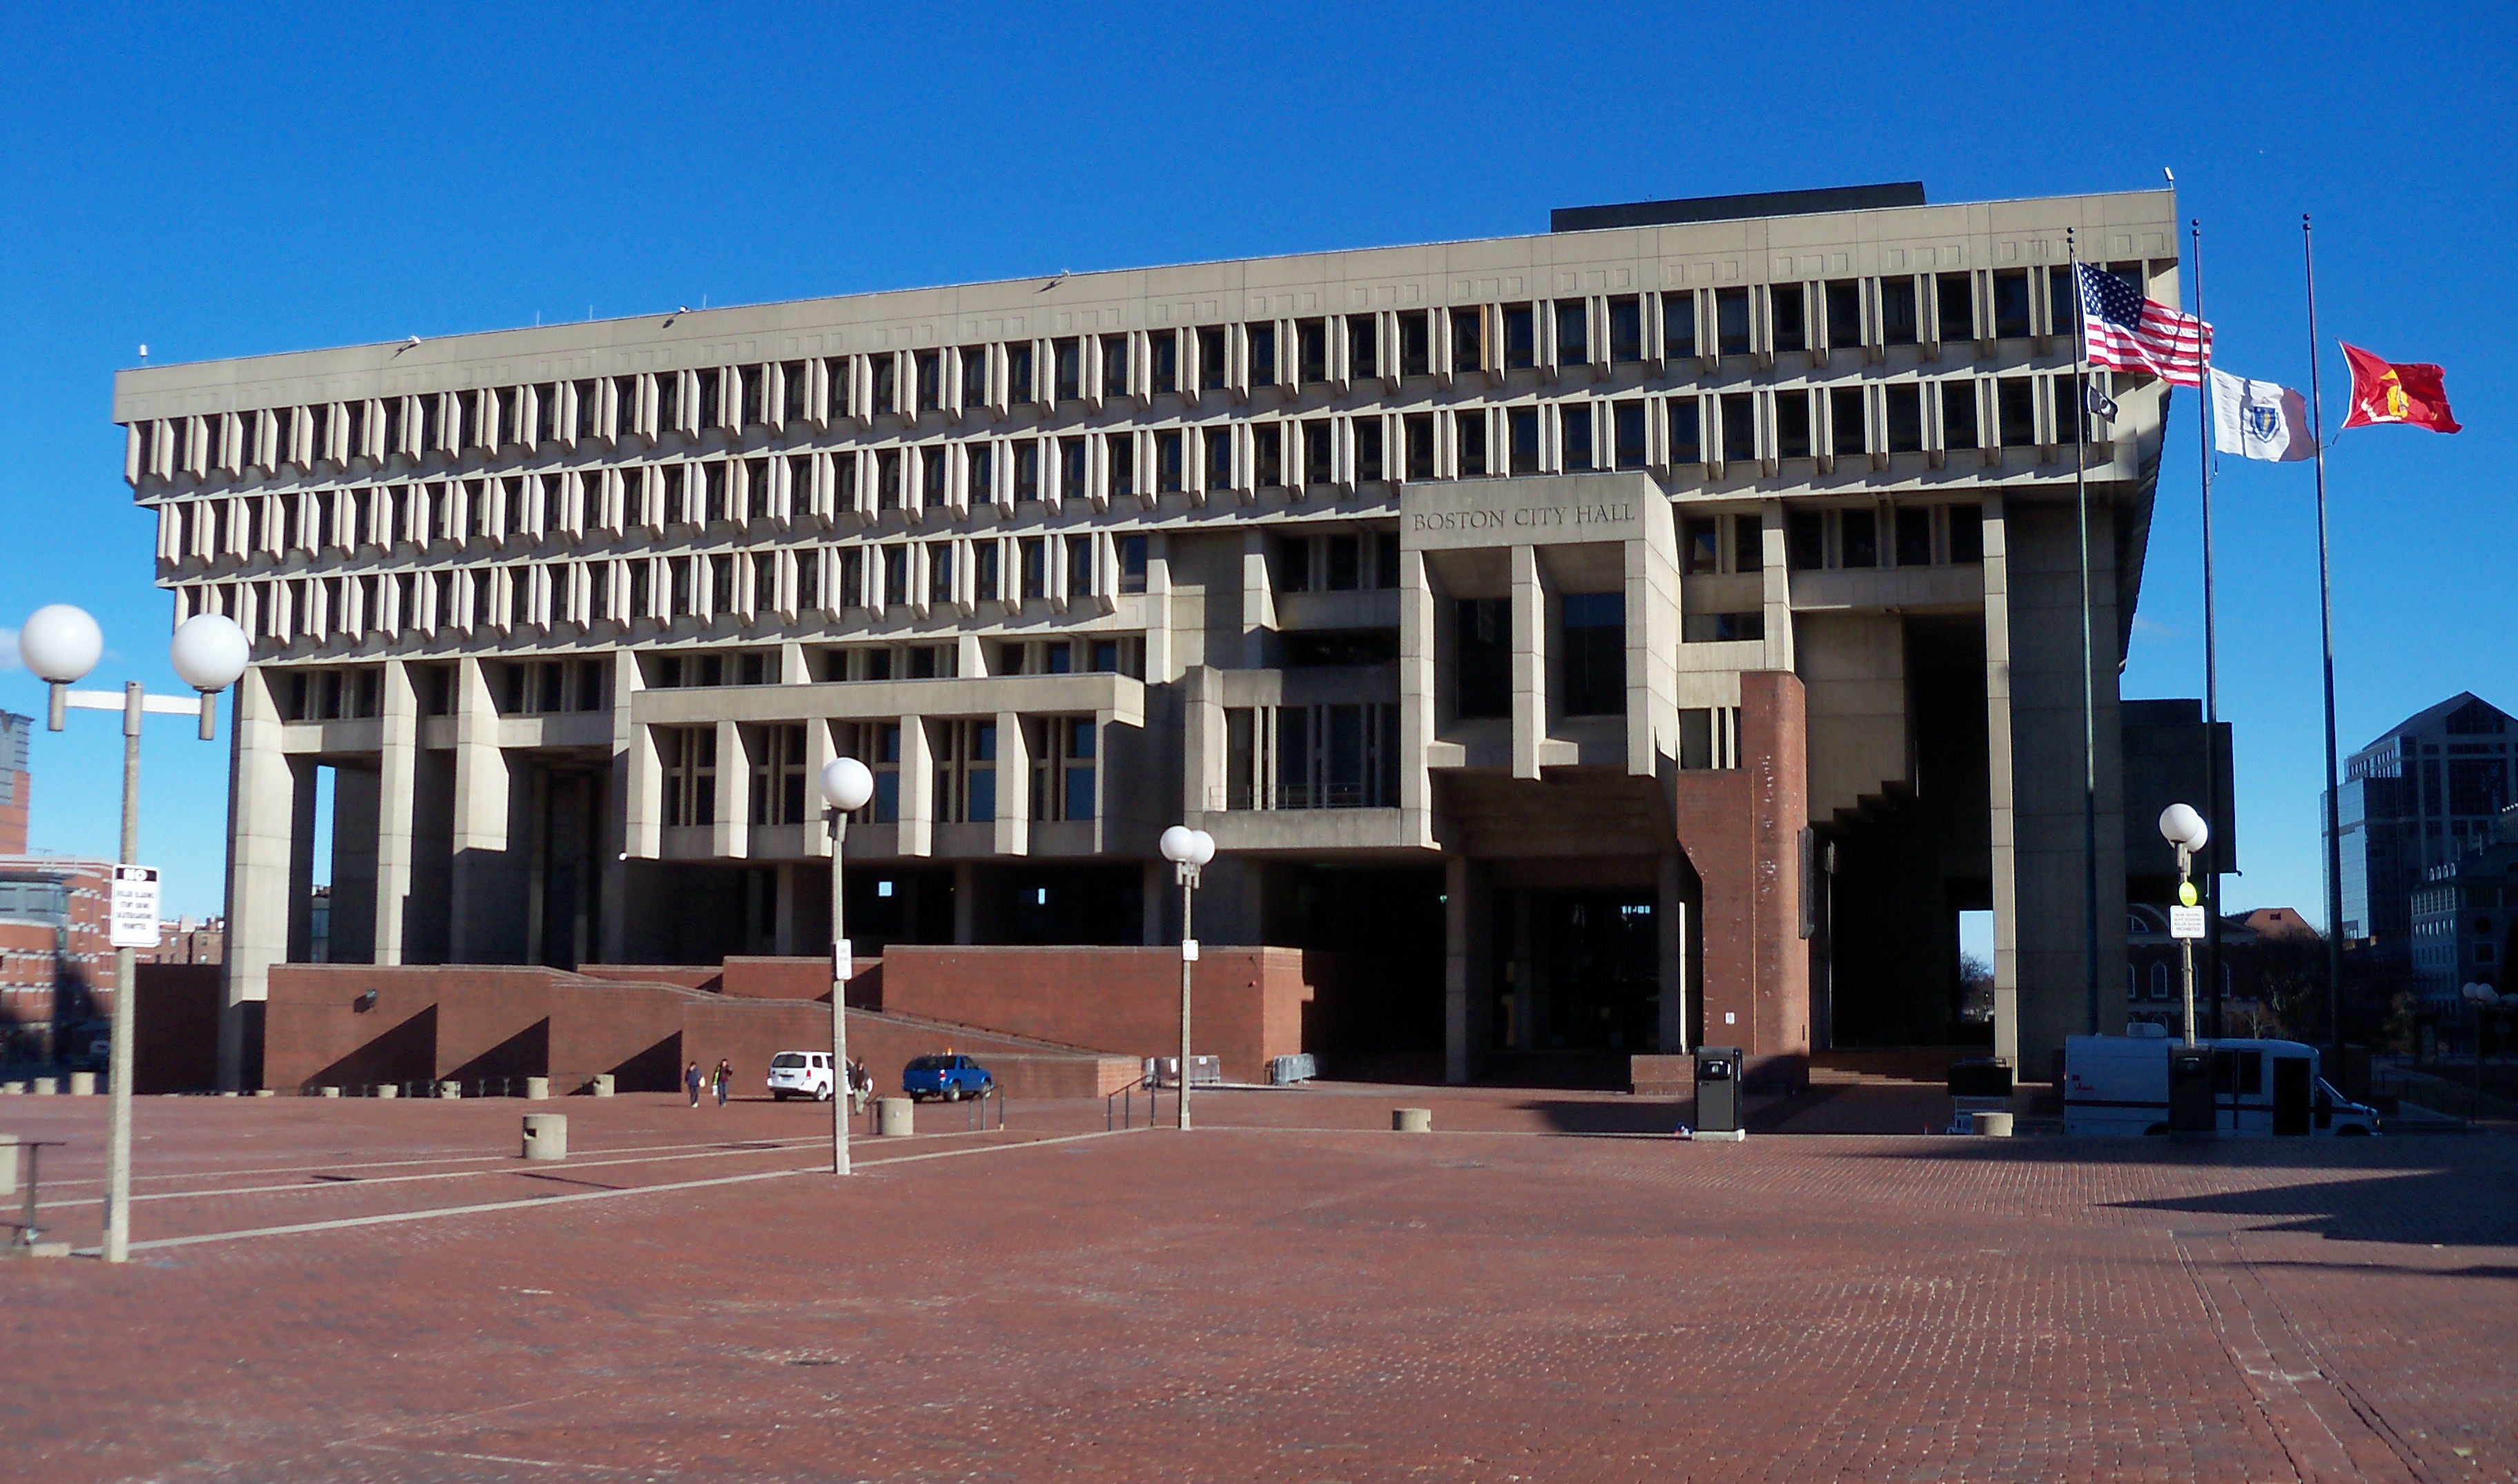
1399, 473, 1655, 551
109, 866, 160, 949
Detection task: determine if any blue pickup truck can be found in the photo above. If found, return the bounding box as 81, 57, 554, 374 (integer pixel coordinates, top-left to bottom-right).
901, 1053, 995, 1102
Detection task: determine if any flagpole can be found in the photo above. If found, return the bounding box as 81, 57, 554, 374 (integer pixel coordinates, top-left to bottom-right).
2193, 219, 2224, 1042
2303, 213, 2344, 1057
2069, 231, 2100, 1036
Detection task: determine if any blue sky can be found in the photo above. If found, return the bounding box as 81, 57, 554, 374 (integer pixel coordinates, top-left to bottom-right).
2, 2, 2512, 922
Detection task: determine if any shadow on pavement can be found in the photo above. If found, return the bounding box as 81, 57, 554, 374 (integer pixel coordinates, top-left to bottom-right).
2111, 1166, 2518, 1248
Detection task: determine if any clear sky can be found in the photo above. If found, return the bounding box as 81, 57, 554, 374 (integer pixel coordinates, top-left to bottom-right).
2, 2, 2511, 922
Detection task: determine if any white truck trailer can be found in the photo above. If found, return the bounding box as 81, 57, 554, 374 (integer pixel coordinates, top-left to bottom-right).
2063, 1026, 2379, 1137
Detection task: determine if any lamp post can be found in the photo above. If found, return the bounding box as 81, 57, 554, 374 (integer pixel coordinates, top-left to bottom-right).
19, 606, 249, 1263
2158, 804, 2212, 1048
819, 756, 875, 1175
1158, 824, 1215, 1131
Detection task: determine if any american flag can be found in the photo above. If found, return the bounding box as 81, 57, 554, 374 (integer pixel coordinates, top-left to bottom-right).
2074, 262, 2210, 386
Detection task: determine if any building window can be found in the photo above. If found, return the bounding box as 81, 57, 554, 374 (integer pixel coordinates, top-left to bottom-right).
1455, 598, 1510, 719
1719, 394, 1756, 464
1149, 332, 1178, 395
1942, 381, 1980, 451
1450, 308, 1483, 373
1554, 301, 1588, 367
1884, 384, 1924, 453
1841, 509, 1878, 569
1503, 305, 1536, 370
1247, 323, 1277, 386
1788, 511, 1825, 571
1824, 281, 1862, 350
1993, 270, 2031, 339
1949, 504, 1984, 563
1398, 312, 1430, 377
960, 346, 989, 409
1254, 424, 1283, 487
1895, 506, 1933, 567
1771, 284, 1808, 353
1880, 278, 1920, 346
1006, 342, 1034, 404
1053, 338, 1082, 402
1668, 399, 1701, 465
663, 727, 717, 828
933, 719, 996, 824
1015, 440, 1041, 501
1559, 404, 1594, 471
1614, 402, 1648, 470
1831, 388, 1866, 457
1269, 703, 1402, 810
1776, 393, 1812, 460
1716, 288, 1752, 358
1297, 319, 1327, 384
1559, 592, 1625, 716
1456, 412, 1489, 476
1936, 273, 1975, 343
1997, 379, 2036, 447
1030, 716, 1096, 822
1501, 405, 1541, 473
1678, 707, 1742, 769
1682, 612, 1764, 644
1405, 413, 1436, 480
1155, 430, 1183, 493
1663, 293, 1697, 360
1304, 421, 1336, 485
749, 723, 808, 826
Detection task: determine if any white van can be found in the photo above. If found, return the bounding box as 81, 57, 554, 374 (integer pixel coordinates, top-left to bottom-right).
766, 1051, 835, 1102
2065, 1027, 2378, 1137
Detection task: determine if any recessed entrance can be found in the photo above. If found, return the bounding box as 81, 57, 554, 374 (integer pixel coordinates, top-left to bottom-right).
1520, 890, 1657, 1052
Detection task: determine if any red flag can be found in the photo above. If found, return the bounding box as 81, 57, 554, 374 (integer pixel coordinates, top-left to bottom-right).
2340, 344, 2460, 433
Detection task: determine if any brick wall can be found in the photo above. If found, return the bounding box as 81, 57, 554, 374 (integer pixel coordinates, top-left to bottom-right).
879, 945, 1313, 1083
1670, 672, 1810, 1091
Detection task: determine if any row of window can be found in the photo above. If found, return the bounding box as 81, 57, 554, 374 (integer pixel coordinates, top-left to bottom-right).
1682, 504, 1987, 576
133, 265, 2143, 487
173, 533, 1154, 645
658, 716, 1095, 830
156, 379, 2089, 578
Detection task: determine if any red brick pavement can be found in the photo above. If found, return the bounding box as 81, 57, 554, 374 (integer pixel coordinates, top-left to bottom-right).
0, 1087, 2512, 1482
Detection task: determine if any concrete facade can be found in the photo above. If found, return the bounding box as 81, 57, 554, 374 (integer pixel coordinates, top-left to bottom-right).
112, 186, 2176, 1088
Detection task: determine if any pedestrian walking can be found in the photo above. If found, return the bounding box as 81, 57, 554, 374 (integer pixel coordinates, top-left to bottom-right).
684, 1060, 703, 1109
714, 1058, 732, 1107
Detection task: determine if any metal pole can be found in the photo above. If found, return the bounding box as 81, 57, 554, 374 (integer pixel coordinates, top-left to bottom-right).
2192, 219, 2225, 1041
1177, 868, 1194, 1132
102, 681, 142, 1265
2067, 233, 2100, 1033
2303, 215, 2344, 1057
829, 813, 850, 1176
2178, 848, 2198, 1048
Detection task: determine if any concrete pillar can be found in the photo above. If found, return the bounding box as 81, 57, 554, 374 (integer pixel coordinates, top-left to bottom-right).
523, 763, 549, 966
220, 670, 294, 1091
1396, 546, 1436, 830
897, 714, 932, 857
1444, 852, 1472, 1084
712, 717, 747, 861
601, 648, 640, 964
993, 710, 1028, 857
1757, 502, 1797, 672
1510, 543, 1546, 781
1981, 494, 2022, 1071
1239, 528, 1275, 669
372, 658, 417, 964
447, 656, 509, 962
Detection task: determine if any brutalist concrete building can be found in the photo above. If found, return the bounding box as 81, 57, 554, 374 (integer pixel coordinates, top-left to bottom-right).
111, 184, 2176, 1089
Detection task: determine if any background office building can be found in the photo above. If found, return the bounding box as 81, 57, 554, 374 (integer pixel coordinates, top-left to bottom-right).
2339, 692, 2515, 1008
112, 184, 2183, 1089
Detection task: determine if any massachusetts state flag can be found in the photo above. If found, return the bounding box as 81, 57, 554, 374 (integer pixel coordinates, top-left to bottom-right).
2209, 370, 2313, 462
2341, 344, 2460, 433
2074, 262, 2210, 387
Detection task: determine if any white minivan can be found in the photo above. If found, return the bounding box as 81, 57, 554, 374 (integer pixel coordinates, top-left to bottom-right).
2065, 1026, 2379, 1137
766, 1051, 836, 1102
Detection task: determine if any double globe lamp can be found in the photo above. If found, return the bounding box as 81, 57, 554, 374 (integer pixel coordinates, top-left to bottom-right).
817, 756, 875, 1175
1158, 824, 1216, 1130
18, 604, 251, 1263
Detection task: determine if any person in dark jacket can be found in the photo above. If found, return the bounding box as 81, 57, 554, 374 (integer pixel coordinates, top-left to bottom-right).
714, 1059, 732, 1107
684, 1060, 703, 1108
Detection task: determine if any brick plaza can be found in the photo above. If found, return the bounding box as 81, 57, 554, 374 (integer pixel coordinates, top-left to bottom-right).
1, 1089, 2513, 1482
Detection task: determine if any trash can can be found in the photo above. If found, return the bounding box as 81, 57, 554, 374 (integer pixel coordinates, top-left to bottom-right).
2168, 1044, 2215, 1135
1694, 1046, 1742, 1135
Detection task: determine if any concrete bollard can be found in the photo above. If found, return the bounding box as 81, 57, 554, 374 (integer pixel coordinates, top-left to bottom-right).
0, 1082, 19, 1095
374, 1084, 399, 1100
30, 1078, 56, 1096
523, 1076, 550, 1101
67, 1071, 96, 1096
318, 1086, 340, 1098
521, 1113, 568, 1161
876, 1096, 914, 1138
436, 1080, 462, 1100
1392, 1107, 1433, 1133
1968, 1111, 2015, 1138
0, 1133, 15, 1195
254, 1088, 275, 1097
589, 1073, 615, 1097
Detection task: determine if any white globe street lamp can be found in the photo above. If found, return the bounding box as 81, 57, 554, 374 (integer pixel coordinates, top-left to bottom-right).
819, 756, 877, 1175
17, 605, 251, 1263
1159, 824, 1216, 1131
2157, 804, 2212, 1048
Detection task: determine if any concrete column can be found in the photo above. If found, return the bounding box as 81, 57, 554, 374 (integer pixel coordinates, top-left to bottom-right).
219, 671, 294, 1090
1239, 529, 1275, 669
1142, 538, 1175, 683
524, 764, 549, 966
447, 656, 509, 963
898, 714, 932, 857
993, 710, 1029, 856
1445, 852, 1473, 1084
801, 712, 835, 861
1759, 502, 1796, 672
772, 863, 797, 955
1510, 544, 1547, 780
953, 861, 977, 944
712, 717, 747, 861
372, 658, 417, 963
1658, 853, 1687, 1053
1396, 546, 1435, 830
601, 648, 638, 964
1980, 495, 2021, 1070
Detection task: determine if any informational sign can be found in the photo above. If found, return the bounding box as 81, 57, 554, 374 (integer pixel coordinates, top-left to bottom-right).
108, 866, 160, 949
832, 937, 855, 982
1180, 937, 1200, 962
2168, 905, 2208, 941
